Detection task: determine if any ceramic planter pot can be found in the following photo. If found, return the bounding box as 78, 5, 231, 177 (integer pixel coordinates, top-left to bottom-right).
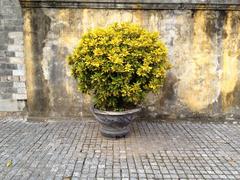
91, 107, 142, 138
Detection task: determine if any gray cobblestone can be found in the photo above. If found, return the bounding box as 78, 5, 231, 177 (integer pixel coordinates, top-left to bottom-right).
0, 118, 240, 179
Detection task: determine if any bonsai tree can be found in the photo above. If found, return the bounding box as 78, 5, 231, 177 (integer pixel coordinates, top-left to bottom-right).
67, 22, 171, 111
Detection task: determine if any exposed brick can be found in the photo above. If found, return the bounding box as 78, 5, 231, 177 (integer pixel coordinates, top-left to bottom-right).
17, 87, 26, 94
15, 52, 24, 58
8, 32, 23, 39
0, 87, 18, 93
19, 75, 25, 82
5, 51, 15, 57
12, 69, 24, 76
0, 76, 18, 82
7, 38, 14, 44
7, 45, 23, 52
16, 64, 25, 70
4, 26, 22, 31
13, 76, 20, 82
13, 82, 25, 88
0, 63, 18, 70
0, 99, 24, 111
0, 70, 12, 76
5, 20, 23, 27
0, 82, 13, 87
7, 76, 12, 81
0, 51, 6, 57
9, 57, 22, 63
0, 32, 8, 42
0, 93, 12, 99
0, 45, 7, 50
12, 93, 27, 100
0, 0, 26, 106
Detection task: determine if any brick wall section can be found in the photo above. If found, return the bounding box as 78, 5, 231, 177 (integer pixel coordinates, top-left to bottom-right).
0, 0, 26, 111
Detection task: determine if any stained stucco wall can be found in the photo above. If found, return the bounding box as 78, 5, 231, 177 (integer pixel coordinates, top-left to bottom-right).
0, 0, 26, 112
21, 4, 240, 119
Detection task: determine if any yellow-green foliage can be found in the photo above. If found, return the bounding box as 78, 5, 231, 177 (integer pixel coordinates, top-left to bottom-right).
67, 22, 171, 111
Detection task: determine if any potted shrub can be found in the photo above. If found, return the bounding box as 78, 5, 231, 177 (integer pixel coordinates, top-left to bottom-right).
67, 22, 171, 138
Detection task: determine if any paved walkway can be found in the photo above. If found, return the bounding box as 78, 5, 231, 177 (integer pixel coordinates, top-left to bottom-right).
0, 117, 240, 180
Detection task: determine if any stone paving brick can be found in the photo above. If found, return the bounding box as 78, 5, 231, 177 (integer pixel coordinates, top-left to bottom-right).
0, 117, 240, 179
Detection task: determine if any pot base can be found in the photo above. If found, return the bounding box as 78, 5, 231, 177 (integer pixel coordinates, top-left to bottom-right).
100, 125, 129, 138
91, 107, 141, 138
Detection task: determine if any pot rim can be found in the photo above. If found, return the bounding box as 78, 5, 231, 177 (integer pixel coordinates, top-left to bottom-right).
91, 106, 142, 116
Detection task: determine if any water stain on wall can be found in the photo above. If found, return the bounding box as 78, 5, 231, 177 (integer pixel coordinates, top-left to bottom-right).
23, 9, 51, 117
221, 11, 240, 111
177, 11, 221, 112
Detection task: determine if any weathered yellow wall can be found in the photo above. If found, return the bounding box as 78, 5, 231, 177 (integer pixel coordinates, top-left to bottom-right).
23, 8, 240, 118
221, 11, 240, 111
